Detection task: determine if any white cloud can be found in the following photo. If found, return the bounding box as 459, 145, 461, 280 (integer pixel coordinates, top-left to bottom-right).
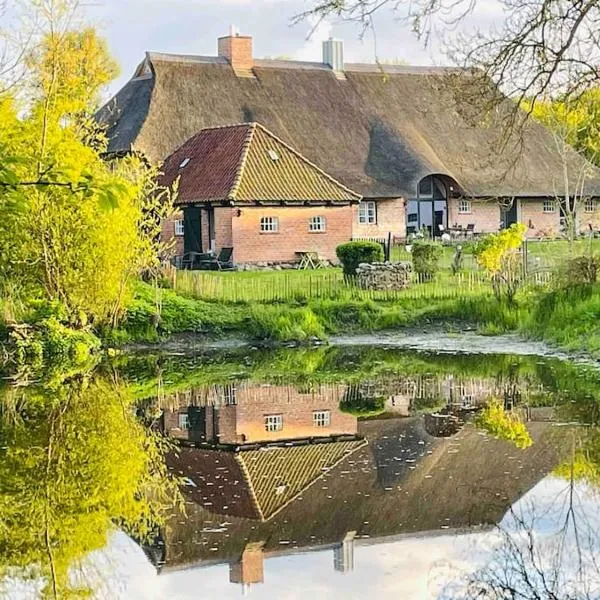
293, 15, 332, 62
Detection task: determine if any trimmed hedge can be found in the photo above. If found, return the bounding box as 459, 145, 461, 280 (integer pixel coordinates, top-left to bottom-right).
336, 241, 384, 277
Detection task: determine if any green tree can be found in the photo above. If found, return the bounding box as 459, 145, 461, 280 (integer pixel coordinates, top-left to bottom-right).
0, 2, 174, 329
0, 374, 179, 599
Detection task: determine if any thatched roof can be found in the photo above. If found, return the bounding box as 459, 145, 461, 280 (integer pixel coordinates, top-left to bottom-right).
159, 122, 361, 205
150, 416, 564, 571
98, 53, 600, 198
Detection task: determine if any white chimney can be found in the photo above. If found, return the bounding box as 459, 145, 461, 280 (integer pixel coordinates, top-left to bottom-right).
323, 38, 344, 72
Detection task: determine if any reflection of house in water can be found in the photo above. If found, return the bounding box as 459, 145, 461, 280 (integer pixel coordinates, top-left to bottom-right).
145, 408, 563, 592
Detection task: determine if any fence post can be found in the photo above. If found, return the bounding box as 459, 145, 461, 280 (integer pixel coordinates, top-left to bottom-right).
386, 232, 392, 262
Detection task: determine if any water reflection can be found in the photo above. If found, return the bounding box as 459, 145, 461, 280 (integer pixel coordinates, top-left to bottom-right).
3, 345, 600, 598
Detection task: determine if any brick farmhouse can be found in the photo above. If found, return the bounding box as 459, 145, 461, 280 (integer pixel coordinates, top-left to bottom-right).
158, 122, 360, 264
98, 31, 600, 264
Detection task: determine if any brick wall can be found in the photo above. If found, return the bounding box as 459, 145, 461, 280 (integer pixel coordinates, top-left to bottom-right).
520, 200, 561, 238
352, 198, 405, 239
161, 211, 184, 256
579, 203, 600, 233
215, 207, 234, 252
230, 543, 264, 585
447, 199, 500, 234
231, 205, 353, 263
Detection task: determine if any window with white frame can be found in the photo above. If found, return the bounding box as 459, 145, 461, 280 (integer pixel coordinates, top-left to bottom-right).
260, 217, 279, 233
585, 199, 596, 213
175, 219, 185, 236
309, 216, 327, 232
543, 200, 556, 213
264, 414, 283, 432
358, 201, 377, 224
178, 413, 190, 430
458, 199, 471, 214
313, 410, 331, 427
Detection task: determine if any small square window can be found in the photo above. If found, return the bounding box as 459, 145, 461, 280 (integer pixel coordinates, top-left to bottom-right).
309, 216, 327, 232
178, 413, 189, 430
313, 410, 331, 427
458, 200, 471, 214
265, 414, 283, 432
175, 219, 185, 236
543, 200, 556, 213
585, 199, 596, 213
260, 217, 279, 233
358, 201, 377, 225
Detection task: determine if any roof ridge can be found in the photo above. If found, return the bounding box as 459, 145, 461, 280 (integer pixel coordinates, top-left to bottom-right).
253, 122, 362, 199
228, 123, 257, 200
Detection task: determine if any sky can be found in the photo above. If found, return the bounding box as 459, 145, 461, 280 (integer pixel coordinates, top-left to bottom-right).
77, 0, 506, 96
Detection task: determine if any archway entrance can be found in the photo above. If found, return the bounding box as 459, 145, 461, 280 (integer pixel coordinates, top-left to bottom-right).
407, 175, 450, 238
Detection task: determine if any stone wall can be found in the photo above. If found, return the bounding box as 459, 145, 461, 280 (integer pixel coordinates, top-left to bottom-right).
356, 261, 412, 290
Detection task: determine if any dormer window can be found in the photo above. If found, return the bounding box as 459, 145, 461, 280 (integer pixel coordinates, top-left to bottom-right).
179, 158, 191, 169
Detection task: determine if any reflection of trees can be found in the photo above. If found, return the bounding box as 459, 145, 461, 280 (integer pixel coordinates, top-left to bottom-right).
0, 375, 179, 599
441, 436, 600, 599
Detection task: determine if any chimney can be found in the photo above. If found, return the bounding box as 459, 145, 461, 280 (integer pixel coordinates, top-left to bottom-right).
323, 38, 344, 72
218, 27, 254, 74
230, 542, 265, 586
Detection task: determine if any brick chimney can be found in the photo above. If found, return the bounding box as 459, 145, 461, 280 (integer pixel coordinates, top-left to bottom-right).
229, 542, 265, 586
218, 27, 254, 74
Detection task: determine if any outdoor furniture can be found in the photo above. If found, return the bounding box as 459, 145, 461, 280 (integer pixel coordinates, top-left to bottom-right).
296, 251, 326, 270
198, 247, 235, 271
181, 252, 211, 270
465, 223, 476, 238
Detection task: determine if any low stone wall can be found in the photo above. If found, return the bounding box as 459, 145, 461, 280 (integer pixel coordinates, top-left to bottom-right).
356, 261, 412, 290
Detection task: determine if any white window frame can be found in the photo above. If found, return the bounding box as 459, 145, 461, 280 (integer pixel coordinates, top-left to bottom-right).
260, 216, 279, 233
175, 219, 185, 236
543, 200, 556, 213
313, 410, 331, 427
358, 201, 377, 225
264, 414, 283, 432
584, 199, 596, 213
309, 215, 327, 232
178, 413, 190, 430
458, 199, 471, 214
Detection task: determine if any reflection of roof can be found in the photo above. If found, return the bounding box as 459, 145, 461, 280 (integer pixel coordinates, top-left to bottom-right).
154, 416, 564, 572
159, 123, 361, 205
167, 439, 367, 522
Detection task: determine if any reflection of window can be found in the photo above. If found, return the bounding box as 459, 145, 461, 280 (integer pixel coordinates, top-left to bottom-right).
309, 216, 327, 232
543, 200, 556, 213
419, 177, 433, 198
224, 384, 237, 405
178, 413, 189, 430
264, 414, 283, 432
260, 217, 279, 232
358, 201, 377, 224
313, 410, 331, 427
585, 199, 596, 213
175, 219, 185, 236
458, 200, 471, 214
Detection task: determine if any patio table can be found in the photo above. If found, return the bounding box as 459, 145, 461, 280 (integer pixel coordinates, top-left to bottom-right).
296, 251, 325, 270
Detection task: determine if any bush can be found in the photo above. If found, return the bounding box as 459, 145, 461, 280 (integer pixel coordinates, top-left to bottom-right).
411, 241, 443, 280
475, 399, 533, 449
557, 255, 600, 287
339, 386, 386, 417
336, 241, 384, 277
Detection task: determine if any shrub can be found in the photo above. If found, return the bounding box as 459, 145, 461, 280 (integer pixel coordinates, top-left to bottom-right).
339, 386, 386, 417
557, 255, 600, 287
336, 241, 384, 277
411, 241, 443, 280
475, 399, 533, 449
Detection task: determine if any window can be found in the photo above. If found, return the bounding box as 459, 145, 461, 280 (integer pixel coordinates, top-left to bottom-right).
585, 199, 596, 213
313, 410, 331, 427
264, 414, 283, 432
458, 200, 471, 214
224, 384, 237, 406
267, 149, 280, 161
309, 216, 327, 232
418, 177, 433, 198
175, 219, 185, 236
358, 201, 377, 224
543, 200, 556, 213
178, 413, 189, 430
179, 158, 190, 169
260, 217, 279, 233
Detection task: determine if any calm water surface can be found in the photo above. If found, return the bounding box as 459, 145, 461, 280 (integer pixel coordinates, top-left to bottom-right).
3, 341, 600, 599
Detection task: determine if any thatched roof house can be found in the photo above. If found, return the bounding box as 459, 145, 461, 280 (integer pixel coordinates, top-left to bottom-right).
98, 35, 600, 200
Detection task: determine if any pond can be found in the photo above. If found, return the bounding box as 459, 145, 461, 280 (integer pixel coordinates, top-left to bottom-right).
3, 340, 600, 599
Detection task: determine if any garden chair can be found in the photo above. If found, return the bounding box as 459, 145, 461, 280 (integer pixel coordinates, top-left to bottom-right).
465, 223, 476, 239
199, 247, 235, 271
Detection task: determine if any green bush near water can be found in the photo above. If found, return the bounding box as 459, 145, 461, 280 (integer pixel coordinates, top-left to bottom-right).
411, 241, 443, 280
336, 241, 384, 277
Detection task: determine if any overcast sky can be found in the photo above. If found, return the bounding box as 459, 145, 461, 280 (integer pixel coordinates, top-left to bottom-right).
80, 0, 505, 95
